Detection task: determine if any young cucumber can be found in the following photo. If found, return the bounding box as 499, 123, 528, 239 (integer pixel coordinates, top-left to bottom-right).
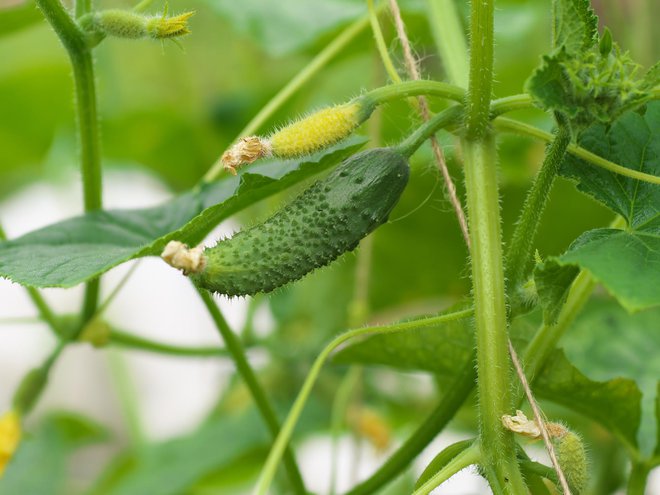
191, 148, 409, 296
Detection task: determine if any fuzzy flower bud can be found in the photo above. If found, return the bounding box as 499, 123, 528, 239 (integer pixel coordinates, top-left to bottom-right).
554, 429, 588, 494
0, 411, 21, 478
221, 100, 373, 174
269, 102, 364, 158
79, 9, 193, 40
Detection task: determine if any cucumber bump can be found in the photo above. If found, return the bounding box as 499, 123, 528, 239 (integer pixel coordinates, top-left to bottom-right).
163, 148, 409, 296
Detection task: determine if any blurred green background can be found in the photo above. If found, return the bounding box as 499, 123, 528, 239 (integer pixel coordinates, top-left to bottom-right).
0, 0, 657, 493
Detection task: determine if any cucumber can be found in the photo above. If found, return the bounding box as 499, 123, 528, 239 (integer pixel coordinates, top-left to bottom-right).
191, 148, 409, 296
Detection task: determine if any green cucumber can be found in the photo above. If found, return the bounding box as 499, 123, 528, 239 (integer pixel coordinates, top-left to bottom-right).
192, 148, 409, 296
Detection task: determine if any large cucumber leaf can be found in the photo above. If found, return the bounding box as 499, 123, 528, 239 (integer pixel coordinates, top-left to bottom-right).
333, 308, 643, 452
535, 103, 659, 316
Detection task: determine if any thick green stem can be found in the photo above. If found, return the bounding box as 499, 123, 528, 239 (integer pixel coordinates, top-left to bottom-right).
344, 356, 476, 495
196, 288, 306, 495
36, 0, 104, 324
426, 0, 469, 87
463, 137, 525, 493
465, 0, 494, 139
506, 113, 571, 301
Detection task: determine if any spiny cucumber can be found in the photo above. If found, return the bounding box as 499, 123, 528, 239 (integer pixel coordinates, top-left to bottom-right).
163, 148, 409, 296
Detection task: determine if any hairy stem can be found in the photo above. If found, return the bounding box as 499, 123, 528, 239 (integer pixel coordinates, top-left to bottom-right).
465, 0, 494, 139
494, 117, 660, 185
36, 0, 104, 325
196, 288, 306, 495
490, 94, 535, 117
463, 136, 525, 492
362, 80, 465, 105
520, 216, 627, 387
397, 105, 464, 157
506, 113, 571, 301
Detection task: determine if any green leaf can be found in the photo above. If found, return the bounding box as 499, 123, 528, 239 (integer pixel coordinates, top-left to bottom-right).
561, 299, 660, 455
527, 1, 652, 129
0, 412, 107, 495
0, 138, 365, 289
332, 306, 474, 388
538, 228, 660, 313
90, 412, 267, 495
552, 0, 597, 52
334, 309, 643, 452
534, 259, 579, 324
205, 0, 366, 56
535, 348, 642, 452
535, 103, 659, 315
561, 103, 659, 230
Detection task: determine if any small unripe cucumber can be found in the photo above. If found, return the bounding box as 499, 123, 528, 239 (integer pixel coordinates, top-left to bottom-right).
192, 148, 409, 296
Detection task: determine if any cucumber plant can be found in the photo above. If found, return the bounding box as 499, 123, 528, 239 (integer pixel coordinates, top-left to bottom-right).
0, 0, 658, 494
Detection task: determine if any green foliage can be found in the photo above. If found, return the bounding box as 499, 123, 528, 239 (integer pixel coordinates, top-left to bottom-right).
335, 309, 644, 453
205, 0, 366, 56
0, 413, 107, 495
562, 299, 660, 455
90, 412, 267, 495
536, 103, 659, 314
527, 0, 657, 129
535, 348, 641, 451
1, 0, 658, 493
551, 0, 598, 53
561, 103, 659, 229
0, 138, 364, 288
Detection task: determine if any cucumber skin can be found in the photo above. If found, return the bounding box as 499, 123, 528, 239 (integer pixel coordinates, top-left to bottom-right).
192, 148, 410, 297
